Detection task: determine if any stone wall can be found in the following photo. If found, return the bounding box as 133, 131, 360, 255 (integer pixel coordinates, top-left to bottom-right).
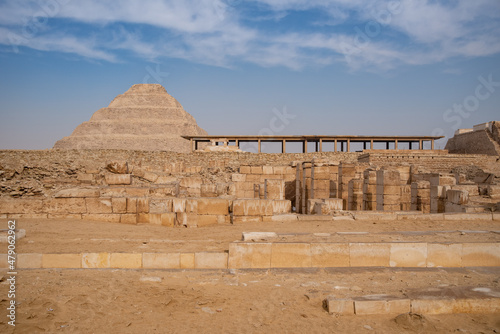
445, 121, 500, 156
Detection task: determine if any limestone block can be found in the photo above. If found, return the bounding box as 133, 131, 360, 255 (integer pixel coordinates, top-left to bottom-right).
487, 185, 500, 199
430, 174, 456, 186
232, 173, 246, 182
55, 188, 100, 198
175, 212, 198, 227
354, 299, 410, 315
180, 176, 202, 189
149, 186, 178, 197
136, 198, 149, 213
77, 173, 94, 183
324, 298, 355, 315
311, 243, 349, 267
376, 169, 401, 185
155, 176, 178, 184
137, 213, 150, 224
185, 199, 198, 213
271, 200, 292, 214
161, 213, 176, 227
143, 253, 180, 269
443, 213, 491, 220
217, 215, 231, 224
172, 198, 186, 213
46, 198, 87, 214
197, 215, 219, 227
427, 243, 462, 267
43, 254, 81, 268
239, 166, 251, 174
228, 243, 271, 269
125, 198, 137, 213
250, 166, 263, 174
232, 216, 263, 224
411, 298, 500, 315
390, 243, 427, 267
83, 214, 121, 223
262, 166, 274, 175
110, 253, 142, 269
350, 243, 390, 267
86, 198, 113, 214
143, 171, 159, 183
149, 198, 173, 213
194, 252, 228, 269
265, 179, 285, 200
197, 198, 229, 215
271, 243, 311, 268
446, 189, 469, 205
233, 199, 273, 216
462, 243, 500, 266
120, 214, 137, 224
100, 187, 127, 198
180, 253, 195, 269
105, 174, 132, 185
17, 253, 42, 269
82, 253, 110, 268
112, 197, 127, 213
200, 184, 217, 197
452, 184, 479, 196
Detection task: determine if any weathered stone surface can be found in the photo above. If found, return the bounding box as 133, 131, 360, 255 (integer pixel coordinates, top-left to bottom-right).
462, 243, 500, 266
233, 199, 273, 216
86, 198, 113, 214
354, 298, 410, 315
46, 198, 87, 214
228, 243, 272, 268
324, 298, 355, 315
389, 243, 427, 267
110, 253, 142, 269
180, 253, 195, 269
194, 252, 228, 269
82, 253, 110, 268
53, 84, 207, 152
54, 188, 100, 198
0, 199, 44, 214
197, 198, 229, 215
17, 253, 42, 269
350, 243, 390, 267
143, 253, 180, 269
271, 243, 311, 268
42, 254, 81, 268
311, 243, 350, 267
105, 174, 132, 185
112, 197, 127, 214
427, 243, 462, 267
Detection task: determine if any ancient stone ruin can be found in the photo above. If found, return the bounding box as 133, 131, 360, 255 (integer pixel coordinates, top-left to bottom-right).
53, 84, 207, 153
1, 84, 500, 329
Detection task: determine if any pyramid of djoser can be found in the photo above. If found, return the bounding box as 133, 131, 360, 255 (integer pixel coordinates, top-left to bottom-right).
53, 84, 207, 152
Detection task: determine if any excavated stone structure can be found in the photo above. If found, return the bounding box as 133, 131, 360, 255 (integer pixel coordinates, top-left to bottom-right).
53, 84, 207, 152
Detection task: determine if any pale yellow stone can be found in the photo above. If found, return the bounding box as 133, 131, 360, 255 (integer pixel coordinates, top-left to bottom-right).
143, 253, 180, 269
228, 243, 272, 269
42, 254, 82, 268
110, 253, 142, 268
82, 253, 110, 268
271, 243, 311, 268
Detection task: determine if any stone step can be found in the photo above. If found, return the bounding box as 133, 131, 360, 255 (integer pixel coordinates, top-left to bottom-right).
324, 286, 500, 315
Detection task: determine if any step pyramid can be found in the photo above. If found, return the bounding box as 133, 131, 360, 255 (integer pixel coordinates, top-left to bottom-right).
53, 84, 207, 152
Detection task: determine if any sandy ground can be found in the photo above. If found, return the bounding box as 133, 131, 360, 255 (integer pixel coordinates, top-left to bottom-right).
0, 267, 500, 333
1, 218, 499, 253
0, 217, 499, 333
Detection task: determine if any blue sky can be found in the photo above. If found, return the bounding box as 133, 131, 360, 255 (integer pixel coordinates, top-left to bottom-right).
0, 0, 499, 150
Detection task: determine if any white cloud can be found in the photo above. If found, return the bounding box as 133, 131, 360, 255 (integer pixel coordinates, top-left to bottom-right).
0, 0, 498, 71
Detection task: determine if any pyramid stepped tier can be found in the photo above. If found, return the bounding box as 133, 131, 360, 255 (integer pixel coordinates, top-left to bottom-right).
53, 84, 207, 152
